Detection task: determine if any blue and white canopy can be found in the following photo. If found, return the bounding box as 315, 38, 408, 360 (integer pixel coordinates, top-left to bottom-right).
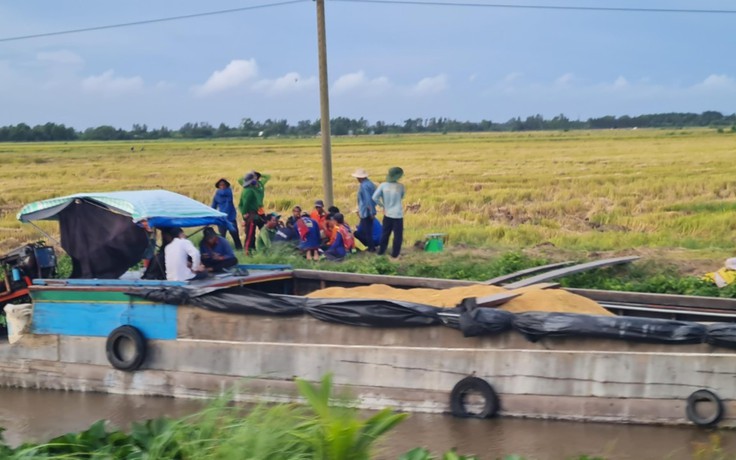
18, 190, 230, 229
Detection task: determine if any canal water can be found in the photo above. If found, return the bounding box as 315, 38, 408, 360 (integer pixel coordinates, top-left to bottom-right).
0, 387, 733, 459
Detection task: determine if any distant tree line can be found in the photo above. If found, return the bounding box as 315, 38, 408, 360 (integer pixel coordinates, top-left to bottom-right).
1, 111, 735, 142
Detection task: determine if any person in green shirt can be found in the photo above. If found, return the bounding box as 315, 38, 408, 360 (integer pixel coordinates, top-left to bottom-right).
238, 172, 259, 255
256, 212, 280, 252
254, 171, 271, 229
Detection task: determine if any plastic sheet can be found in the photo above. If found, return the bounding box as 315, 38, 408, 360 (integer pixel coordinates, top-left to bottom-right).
305, 298, 442, 327
705, 323, 736, 349
513, 312, 706, 344
131, 287, 192, 305
458, 308, 515, 337
190, 286, 306, 316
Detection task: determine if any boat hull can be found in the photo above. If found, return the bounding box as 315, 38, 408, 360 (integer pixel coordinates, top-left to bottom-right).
2, 302, 735, 426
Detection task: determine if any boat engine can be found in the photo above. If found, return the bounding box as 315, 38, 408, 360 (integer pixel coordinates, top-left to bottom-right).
0, 242, 57, 306
1, 242, 56, 285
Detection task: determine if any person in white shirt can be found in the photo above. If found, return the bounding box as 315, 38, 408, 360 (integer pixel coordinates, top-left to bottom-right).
164, 227, 207, 281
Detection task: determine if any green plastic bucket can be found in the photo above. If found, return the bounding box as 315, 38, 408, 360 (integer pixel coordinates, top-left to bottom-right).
425, 233, 447, 253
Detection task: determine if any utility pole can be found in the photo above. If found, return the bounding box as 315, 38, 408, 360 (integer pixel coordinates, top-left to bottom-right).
315, 0, 334, 207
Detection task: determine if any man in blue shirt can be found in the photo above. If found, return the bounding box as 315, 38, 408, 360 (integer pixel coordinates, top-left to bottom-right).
351, 168, 377, 252
199, 226, 238, 272
210, 178, 242, 250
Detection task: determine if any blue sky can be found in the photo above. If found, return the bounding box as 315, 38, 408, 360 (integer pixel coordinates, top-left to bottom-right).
1, 0, 734, 129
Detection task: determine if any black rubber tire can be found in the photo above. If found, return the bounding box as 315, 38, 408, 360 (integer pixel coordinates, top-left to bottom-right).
450, 376, 500, 419
106, 325, 146, 371
686, 389, 724, 427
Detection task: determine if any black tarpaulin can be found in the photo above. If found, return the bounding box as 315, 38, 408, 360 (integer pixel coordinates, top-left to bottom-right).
128, 287, 442, 326
59, 199, 149, 279
458, 308, 515, 337
705, 323, 736, 349
190, 286, 306, 316
305, 298, 442, 327
513, 312, 706, 344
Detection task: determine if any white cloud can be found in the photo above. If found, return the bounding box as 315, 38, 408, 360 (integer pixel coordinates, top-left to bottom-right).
697, 74, 735, 89
195, 59, 258, 96
411, 74, 447, 95
503, 72, 523, 83
36, 50, 83, 66
333, 71, 390, 95
468, 73, 478, 82
154, 81, 177, 91
253, 72, 317, 95
611, 76, 629, 89
555, 73, 575, 86
81, 70, 143, 94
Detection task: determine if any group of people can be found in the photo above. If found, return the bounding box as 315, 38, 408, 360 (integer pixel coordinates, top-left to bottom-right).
142, 225, 239, 281
143, 165, 406, 281
212, 166, 406, 260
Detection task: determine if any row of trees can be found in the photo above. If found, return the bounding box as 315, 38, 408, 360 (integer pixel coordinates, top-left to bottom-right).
1, 111, 735, 142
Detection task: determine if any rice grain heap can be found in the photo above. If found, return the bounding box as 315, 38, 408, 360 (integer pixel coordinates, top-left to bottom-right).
306, 284, 611, 316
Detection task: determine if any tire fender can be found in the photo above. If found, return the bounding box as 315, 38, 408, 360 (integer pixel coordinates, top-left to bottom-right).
106, 325, 146, 371
686, 389, 724, 427
450, 376, 500, 419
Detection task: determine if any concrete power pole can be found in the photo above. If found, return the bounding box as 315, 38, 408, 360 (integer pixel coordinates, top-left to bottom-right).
315, 0, 334, 207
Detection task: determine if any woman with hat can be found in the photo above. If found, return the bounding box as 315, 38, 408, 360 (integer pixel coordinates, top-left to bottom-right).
372, 167, 405, 258
211, 178, 242, 250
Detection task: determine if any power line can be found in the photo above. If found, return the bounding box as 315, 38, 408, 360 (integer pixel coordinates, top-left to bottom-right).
330, 0, 736, 14
0, 0, 308, 43
1, 0, 730, 44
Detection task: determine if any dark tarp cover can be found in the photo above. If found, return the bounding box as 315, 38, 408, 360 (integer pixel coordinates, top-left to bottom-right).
128, 286, 440, 325
60, 199, 149, 279
131, 286, 194, 305
513, 312, 707, 344
458, 308, 515, 337
305, 298, 442, 327
190, 286, 306, 316
705, 323, 736, 349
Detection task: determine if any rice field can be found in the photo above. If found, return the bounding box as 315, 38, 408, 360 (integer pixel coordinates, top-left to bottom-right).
1, 129, 735, 266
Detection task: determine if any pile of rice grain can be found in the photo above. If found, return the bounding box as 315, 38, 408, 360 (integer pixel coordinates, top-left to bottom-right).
306, 283, 612, 316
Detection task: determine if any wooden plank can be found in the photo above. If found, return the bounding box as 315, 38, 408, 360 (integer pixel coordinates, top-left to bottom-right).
483, 261, 575, 285
504, 256, 640, 289
473, 292, 521, 307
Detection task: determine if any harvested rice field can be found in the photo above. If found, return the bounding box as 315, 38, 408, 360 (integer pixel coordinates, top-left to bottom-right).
1, 129, 735, 267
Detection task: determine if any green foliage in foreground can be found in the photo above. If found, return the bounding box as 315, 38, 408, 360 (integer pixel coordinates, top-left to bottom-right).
0, 375, 469, 460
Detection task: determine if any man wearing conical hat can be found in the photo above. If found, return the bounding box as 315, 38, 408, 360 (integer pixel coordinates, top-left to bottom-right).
351, 167, 377, 252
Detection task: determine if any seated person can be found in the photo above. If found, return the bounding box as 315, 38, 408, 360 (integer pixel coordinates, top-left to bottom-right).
355, 218, 382, 250
324, 213, 355, 261
142, 230, 174, 280
274, 223, 297, 243
322, 206, 340, 246
199, 227, 238, 272
310, 200, 328, 234
286, 205, 302, 228
296, 213, 321, 261
322, 211, 337, 248
256, 213, 281, 252
165, 227, 208, 281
